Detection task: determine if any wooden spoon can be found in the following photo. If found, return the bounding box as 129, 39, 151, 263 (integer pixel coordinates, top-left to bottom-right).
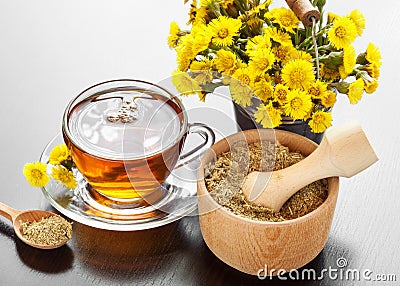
0, 201, 71, 249
242, 121, 378, 212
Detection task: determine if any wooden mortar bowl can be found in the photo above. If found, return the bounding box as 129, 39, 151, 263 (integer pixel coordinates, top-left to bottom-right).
197, 129, 339, 275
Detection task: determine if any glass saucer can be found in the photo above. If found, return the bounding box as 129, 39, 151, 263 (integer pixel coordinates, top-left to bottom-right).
40, 134, 198, 231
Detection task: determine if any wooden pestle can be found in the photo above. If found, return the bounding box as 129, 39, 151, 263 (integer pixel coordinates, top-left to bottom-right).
242, 122, 378, 212
285, 0, 320, 27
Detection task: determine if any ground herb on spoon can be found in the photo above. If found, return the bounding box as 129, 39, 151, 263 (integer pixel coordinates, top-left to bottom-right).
20, 215, 72, 246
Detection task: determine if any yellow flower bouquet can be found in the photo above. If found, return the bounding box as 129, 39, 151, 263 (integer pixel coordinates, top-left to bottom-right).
23, 144, 77, 189
168, 0, 381, 134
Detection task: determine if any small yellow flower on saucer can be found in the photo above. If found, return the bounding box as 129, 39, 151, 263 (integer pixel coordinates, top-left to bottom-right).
52, 166, 77, 189
328, 16, 357, 49
308, 111, 332, 133
23, 162, 49, 188
49, 144, 69, 165
208, 16, 242, 47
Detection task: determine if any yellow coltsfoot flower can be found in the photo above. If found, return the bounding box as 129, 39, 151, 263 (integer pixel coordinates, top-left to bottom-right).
232, 67, 254, 88
172, 70, 201, 96
288, 50, 313, 62
308, 80, 328, 100
175, 37, 195, 72
365, 63, 380, 79
207, 16, 242, 47
190, 58, 214, 84
328, 16, 357, 49
365, 43, 382, 67
284, 89, 312, 120
230, 82, 254, 107
364, 79, 379, 94
308, 111, 332, 133
358, 70, 379, 94
49, 144, 70, 165
214, 49, 237, 74
321, 90, 337, 108
348, 10, 365, 36
23, 162, 50, 188
249, 48, 275, 75
347, 78, 364, 104
266, 8, 299, 34
320, 63, 340, 81
328, 12, 340, 24
281, 59, 315, 90
264, 27, 292, 46
51, 166, 77, 189
254, 79, 274, 102
168, 22, 182, 48
274, 84, 290, 105
254, 102, 283, 128
273, 44, 295, 64
343, 45, 356, 75
246, 35, 272, 58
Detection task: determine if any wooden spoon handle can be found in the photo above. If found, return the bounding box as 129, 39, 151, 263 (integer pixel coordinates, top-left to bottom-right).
0, 202, 21, 222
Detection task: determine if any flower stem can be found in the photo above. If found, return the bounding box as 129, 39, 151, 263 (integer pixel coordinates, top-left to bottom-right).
297, 24, 332, 49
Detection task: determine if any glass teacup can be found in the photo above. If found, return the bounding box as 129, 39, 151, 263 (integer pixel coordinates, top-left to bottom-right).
62, 79, 214, 206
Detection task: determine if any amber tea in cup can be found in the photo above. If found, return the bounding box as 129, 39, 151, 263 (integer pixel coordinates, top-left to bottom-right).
62, 79, 214, 202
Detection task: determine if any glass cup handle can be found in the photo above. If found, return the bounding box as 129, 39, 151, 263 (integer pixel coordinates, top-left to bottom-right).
174, 123, 215, 169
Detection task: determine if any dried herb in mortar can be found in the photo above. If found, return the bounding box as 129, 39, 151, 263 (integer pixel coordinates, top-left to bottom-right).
204, 141, 328, 222
20, 215, 72, 246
